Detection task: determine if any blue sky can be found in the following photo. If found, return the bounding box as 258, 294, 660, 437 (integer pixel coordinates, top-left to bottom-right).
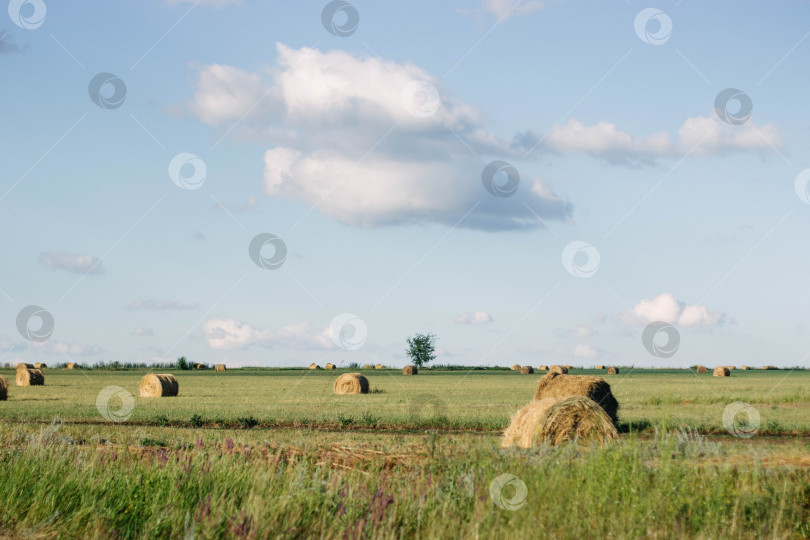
2, 0, 809, 368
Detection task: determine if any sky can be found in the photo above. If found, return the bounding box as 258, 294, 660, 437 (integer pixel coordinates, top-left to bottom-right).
1, 0, 809, 369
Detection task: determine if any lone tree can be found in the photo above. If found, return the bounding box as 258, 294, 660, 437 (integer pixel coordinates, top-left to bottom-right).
176, 356, 189, 370
405, 333, 437, 367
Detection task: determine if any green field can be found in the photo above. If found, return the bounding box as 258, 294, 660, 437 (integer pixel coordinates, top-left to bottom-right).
1, 368, 809, 538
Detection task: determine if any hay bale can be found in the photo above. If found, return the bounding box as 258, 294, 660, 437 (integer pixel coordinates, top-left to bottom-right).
65, 363, 76, 370
533, 372, 619, 425
713, 367, 730, 377
762, 366, 778, 370
741, 365, 749, 370
15, 363, 34, 370
501, 396, 618, 448
695, 365, 707, 373
325, 363, 336, 370
607, 367, 619, 375
549, 365, 569, 375
362, 364, 374, 369
538, 365, 548, 371
309, 363, 321, 370
520, 366, 534, 374
595, 365, 605, 370
214, 364, 226, 372
16, 369, 44, 386
0, 375, 7, 401
510, 364, 521, 371
139, 374, 179, 397
194, 363, 208, 370
724, 366, 736, 371
565, 365, 573, 370
375, 364, 383, 369
402, 365, 418, 375
333, 373, 369, 395
33, 363, 46, 369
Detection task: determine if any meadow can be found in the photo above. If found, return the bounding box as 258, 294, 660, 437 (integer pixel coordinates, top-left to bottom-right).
1, 367, 809, 538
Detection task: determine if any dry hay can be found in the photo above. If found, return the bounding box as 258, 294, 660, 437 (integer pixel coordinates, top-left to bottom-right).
139, 374, 179, 397
362, 364, 374, 369
549, 365, 569, 375
538, 365, 548, 371
762, 366, 779, 370
215, 364, 226, 372
15, 363, 34, 370
607, 367, 619, 375
402, 365, 418, 375
34, 363, 47, 369
16, 369, 44, 387
65, 363, 76, 370
724, 366, 736, 371
565, 365, 573, 370
510, 364, 521, 371
533, 372, 619, 425
520, 366, 534, 374
595, 365, 605, 370
375, 364, 384, 369
741, 365, 749, 370
309, 363, 321, 370
713, 366, 730, 377
501, 396, 618, 448
194, 363, 208, 370
333, 373, 369, 395
0, 375, 7, 401
325, 363, 336, 370
695, 365, 708, 373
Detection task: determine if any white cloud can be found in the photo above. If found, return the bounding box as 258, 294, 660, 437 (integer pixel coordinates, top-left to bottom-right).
481, 0, 546, 19
617, 293, 728, 327
454, 311, 493, 325
202, 318, 333, 350
574, 344, 598, 359
33, 341, 101, 356
131, 327, 154, 337
127, 300, 200, 311
40, 251, 104, 275
571, 325, 594, 338
0, 339, 25, 352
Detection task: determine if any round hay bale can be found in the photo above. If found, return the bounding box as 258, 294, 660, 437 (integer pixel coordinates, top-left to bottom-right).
510, 364, 521, 371
0, 375, 8, 401
565, 365, 573, 370
362, 364, 374, 369
595, 365, 605, 370
741, 365, 749, 370
15, 363, 34, 370
309, 363, 321, 370
538, 365, 548, 371
139, 374, 179, 397
713, 366, 730, 377
65, 363, 76, 370
402, 365, 418, 375
194, 363, 208, 370
325, 363, 336, 370
695, 365, 708, 374
607, 367, 619, 375
724, 366, 736, 371
501, 396, 618, 448
533, 372, 619, 425
16, 368, 44, 387
333, 373, 369, 395
520, 366, 534, 374
214, 364, 226, 372
762, 366, 778, 370
375, 364, 383, 369
33, 363, 47, 369
549, 365, 569, 375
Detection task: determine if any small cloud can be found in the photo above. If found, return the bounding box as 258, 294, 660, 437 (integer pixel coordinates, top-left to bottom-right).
459, 0, 546, 21
131, 326, 154, 337
202, 318, 332, 350
33, 341, 101, 356
616, 293, 728, 327
571, 325, 594, 338
573, 344, 598, 359
0, 339, 26, 352
40, 251, 104, 275
454, 311, 493, 325
127, 300, 201, 311
193, 231, 205, 240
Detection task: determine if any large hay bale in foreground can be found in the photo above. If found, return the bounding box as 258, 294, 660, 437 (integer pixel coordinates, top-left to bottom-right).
695, 365, 708, 373
510, 364, 520, 371
309, 363, 321, 370
34, 363, 47, 369
549, 365, 569, 375
139, 374, 179, 397
607, 367, 619, 375
502, 396, 618, 448
533, 372, 619, 425
0, 375, 7, 400
402, 365, 418, 375
214, 364, 226, 372
16, 369, 44, 387
713, 367, 730, 377
325, 363, 336, 370
333, 373, 369, 395
15, 363, 34, 370
520, 366, 534, 374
